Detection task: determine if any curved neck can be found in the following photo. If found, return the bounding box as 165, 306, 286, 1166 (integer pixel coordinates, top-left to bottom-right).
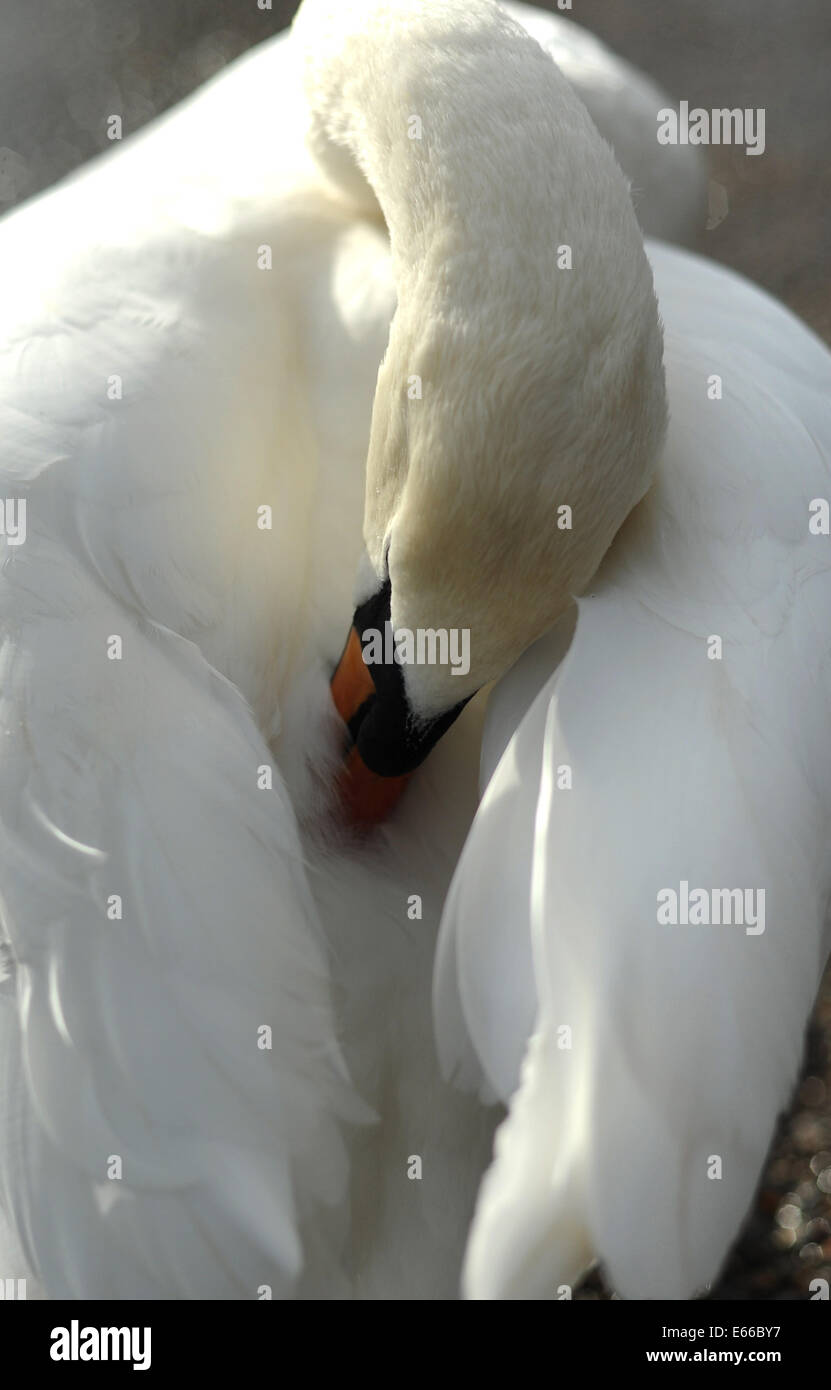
295, 0, 602, 288
293, 0, 666, 720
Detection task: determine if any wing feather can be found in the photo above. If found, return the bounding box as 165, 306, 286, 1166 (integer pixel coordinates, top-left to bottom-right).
0, 543, 363, 1298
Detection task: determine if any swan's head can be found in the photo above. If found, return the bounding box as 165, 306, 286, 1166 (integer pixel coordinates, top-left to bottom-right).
318, 0, 668, 820
333, 226, 666, 819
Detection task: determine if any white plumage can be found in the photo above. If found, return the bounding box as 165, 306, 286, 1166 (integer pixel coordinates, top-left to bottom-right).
437, 243, 831, 1298
0, 0, 826, 1302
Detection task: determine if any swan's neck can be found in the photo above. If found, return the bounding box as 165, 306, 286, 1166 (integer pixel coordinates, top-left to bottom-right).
296, 0, 602, 284
294, 0, 666, 717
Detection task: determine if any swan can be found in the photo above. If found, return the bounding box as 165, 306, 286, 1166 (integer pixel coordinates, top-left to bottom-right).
0, 0, 672, 1300
0, 0, 821, 1303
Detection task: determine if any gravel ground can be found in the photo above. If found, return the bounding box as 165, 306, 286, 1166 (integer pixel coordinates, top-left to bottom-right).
0, 0, 829, 1302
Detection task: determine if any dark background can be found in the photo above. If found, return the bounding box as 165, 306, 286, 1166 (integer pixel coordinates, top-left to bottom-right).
1, 0, 828, 1300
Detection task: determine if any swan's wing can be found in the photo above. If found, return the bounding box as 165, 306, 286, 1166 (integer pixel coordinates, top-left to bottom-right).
461, 595, 828, 1302
432, 607, 577, 1105
504, 2, 706, 243
0, 541, 364, 1298
0, 20, 377, 1297
436, 243, 831, 1299
477, 610, 578, 796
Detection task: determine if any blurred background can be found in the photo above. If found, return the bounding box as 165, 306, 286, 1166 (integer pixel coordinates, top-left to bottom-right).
1, 0, 829, 1300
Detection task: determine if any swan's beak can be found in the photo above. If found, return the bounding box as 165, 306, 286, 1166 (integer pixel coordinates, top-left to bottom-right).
330, 582, 469, 826
330, 624, 411, 825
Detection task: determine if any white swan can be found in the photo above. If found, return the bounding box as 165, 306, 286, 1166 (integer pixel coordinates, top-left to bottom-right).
0, 0, 823, 1303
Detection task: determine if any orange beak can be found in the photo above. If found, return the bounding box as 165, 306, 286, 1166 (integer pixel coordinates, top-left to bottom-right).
330, 626, 411, 825
330, 625, 373, 726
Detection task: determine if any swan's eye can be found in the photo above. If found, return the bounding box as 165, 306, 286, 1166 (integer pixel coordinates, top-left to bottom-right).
330, 579, 470, 825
